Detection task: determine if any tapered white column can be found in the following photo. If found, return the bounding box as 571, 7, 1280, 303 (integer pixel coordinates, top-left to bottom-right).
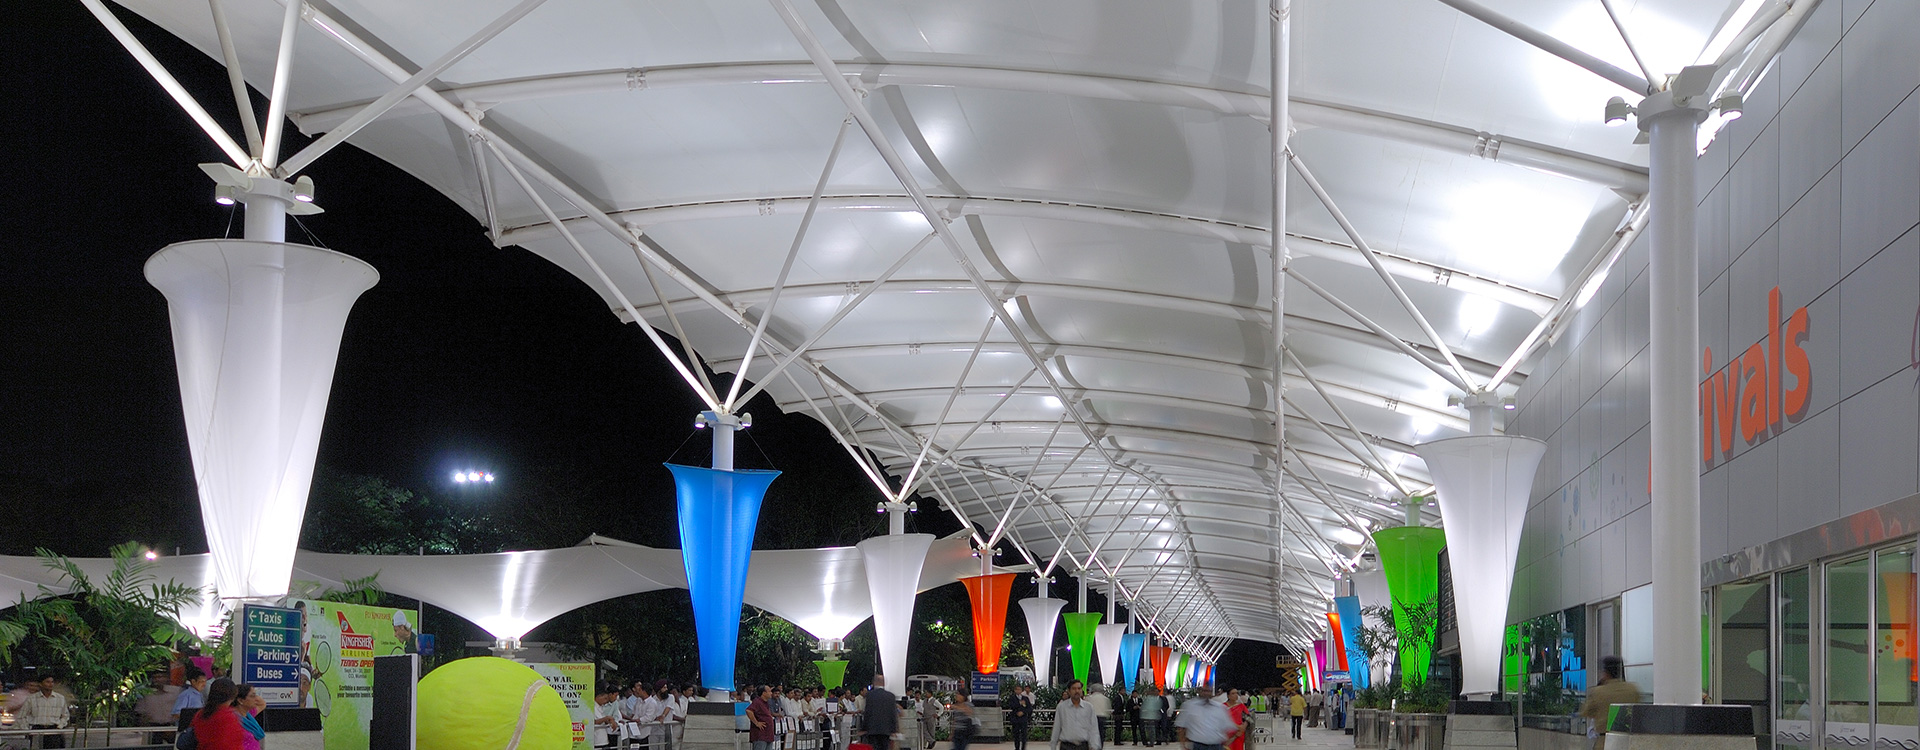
1641, 91, 1706, 706
1021, 574, 1067, 687
860, 532, 933, 690
146, 238, 377, 599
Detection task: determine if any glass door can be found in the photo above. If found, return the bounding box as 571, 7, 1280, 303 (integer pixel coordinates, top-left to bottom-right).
1778, 567, 1814, 749
1829, 555, 1872, 748
1719, 580, 1771, 746
1875, 544, 1917, 750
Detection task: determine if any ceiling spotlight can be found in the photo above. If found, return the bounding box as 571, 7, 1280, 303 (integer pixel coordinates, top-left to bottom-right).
1604, 96, 1633, 127
453, 472, 468, 483
291, 175, 316, 203
483, 472, 495, 482
1715, 92, 1744, 121
1502, 397, 1517, 411
214, 184, 238, 206
738, 412, 753, 429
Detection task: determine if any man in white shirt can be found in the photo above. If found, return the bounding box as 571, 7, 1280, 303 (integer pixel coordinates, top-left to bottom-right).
1051, 680, 1102, 750
1305, 690, 1324, 727
1085, 684, 1112, 745
669, 685, 691, 749
21, 676, 70, 747
643, 684, 668, 750
1173, 686, 1237, 750
595, 686, 622, 749
621, 682, 658, 749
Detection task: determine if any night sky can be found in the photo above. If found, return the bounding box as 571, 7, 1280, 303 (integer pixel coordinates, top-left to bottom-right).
1, 2, 1285, 679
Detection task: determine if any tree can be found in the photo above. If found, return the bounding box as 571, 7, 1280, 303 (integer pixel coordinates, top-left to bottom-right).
0, 542, 200, 734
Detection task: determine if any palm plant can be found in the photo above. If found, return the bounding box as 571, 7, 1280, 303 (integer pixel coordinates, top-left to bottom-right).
0, 542, 201, 736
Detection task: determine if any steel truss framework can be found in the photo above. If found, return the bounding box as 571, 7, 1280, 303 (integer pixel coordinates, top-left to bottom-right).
94, 0, 1803, 652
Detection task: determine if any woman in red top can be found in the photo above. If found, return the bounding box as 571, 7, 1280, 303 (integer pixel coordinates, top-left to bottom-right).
191, 678, 247, 750
1225, 689, 1251, 750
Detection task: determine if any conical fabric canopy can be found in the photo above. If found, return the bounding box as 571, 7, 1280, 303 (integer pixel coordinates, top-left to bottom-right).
815, 660, 849, 690
1148, 645, 1171, 690
1063, 612, 1102, 684
668, 464, 782, 691
860, 533, 935, 690
1119, 633, 1146, 691
1095, 623, 1127, 686
1019, 597, 1067, 686
959, 573, 1018, 674
1416, 434, 1547, 697
1372, 525, 1447, 685
146, 240, 377, 600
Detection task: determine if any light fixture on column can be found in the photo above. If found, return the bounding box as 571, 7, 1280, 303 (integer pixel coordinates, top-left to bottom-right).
213, 184, 238, 206
1714, 92, 1744, 120
1604, 96, 1635, 127
291, 175, 315, 203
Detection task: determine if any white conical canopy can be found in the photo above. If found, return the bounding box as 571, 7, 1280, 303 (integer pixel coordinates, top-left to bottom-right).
1019, 597, 1067, 686
1095, 623, 1127, 686
1415, 434, 1547, 697
146, 240, 376, 600
859, 533, 934, 690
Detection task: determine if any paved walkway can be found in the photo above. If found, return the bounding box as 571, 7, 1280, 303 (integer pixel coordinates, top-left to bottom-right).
954, 727, 1356, 750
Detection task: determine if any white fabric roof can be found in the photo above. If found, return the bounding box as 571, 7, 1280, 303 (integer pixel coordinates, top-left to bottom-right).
111, 0, 1767, 646
1, 533, 984, 641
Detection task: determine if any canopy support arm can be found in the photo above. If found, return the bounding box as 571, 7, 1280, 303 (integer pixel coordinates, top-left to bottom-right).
726, 116, 854, 411
77, 0, 252, 167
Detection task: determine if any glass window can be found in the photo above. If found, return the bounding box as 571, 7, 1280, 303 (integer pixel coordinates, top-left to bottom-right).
1828, 555, 1872, 748
1876, 545, 1917, 749
1778, 567, 1812, 750
1718, 580, 1770, 727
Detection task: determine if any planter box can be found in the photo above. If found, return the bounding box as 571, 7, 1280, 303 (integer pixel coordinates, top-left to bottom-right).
1352, 708, 1388, 748
1392, 712, 1447, 750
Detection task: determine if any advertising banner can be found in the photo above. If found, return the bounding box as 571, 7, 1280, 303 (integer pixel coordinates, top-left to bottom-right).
529, 663, 597, 750
239, 603, 304, 707
291, 599, 416, 750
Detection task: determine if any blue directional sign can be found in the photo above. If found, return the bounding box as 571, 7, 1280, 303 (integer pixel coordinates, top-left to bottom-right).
239, 604, 304, 707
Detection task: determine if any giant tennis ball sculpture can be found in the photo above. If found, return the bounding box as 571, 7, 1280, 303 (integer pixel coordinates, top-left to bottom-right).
418, 656, 572, 750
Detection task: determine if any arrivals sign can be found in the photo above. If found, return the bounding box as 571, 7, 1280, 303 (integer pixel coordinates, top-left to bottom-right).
1701, 286, 1811, 463
239, 604, 304, 707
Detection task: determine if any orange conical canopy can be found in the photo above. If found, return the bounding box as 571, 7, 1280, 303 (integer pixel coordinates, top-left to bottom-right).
959, 573, 1018, 673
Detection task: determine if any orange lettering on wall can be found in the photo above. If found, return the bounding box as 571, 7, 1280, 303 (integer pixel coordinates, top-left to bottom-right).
1739, 343, 1770, 443
1702, 349, 1717, 463
1715, 367, 1737, 454
1699, 286, 1811, 462
1768, 288, 1783, 428
1783, 307, 1811, 419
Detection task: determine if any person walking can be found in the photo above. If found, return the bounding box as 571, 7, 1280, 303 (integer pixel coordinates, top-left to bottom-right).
948, 693, 976, 750
1286, 692, 1305, 740
1222, 691, 1249, 750
1173, 685, 1237, 750
1050, 680, 1101, 750
1007, 685, 1034, 750
1305, 690, 1323, 728
1137, 689, 1162, 747
863, 675, 901, 750
918, 691, 940, 750
1086, 684, 1112, 746
1578, 656, 1643, 750
1112, 687, 1135, 745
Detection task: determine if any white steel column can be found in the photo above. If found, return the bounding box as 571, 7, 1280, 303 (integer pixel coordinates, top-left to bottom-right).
1270, 0, 1291, 567
703, 410, 743, 471
242, 183, 289, 243
1641, 92, 1705, 706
